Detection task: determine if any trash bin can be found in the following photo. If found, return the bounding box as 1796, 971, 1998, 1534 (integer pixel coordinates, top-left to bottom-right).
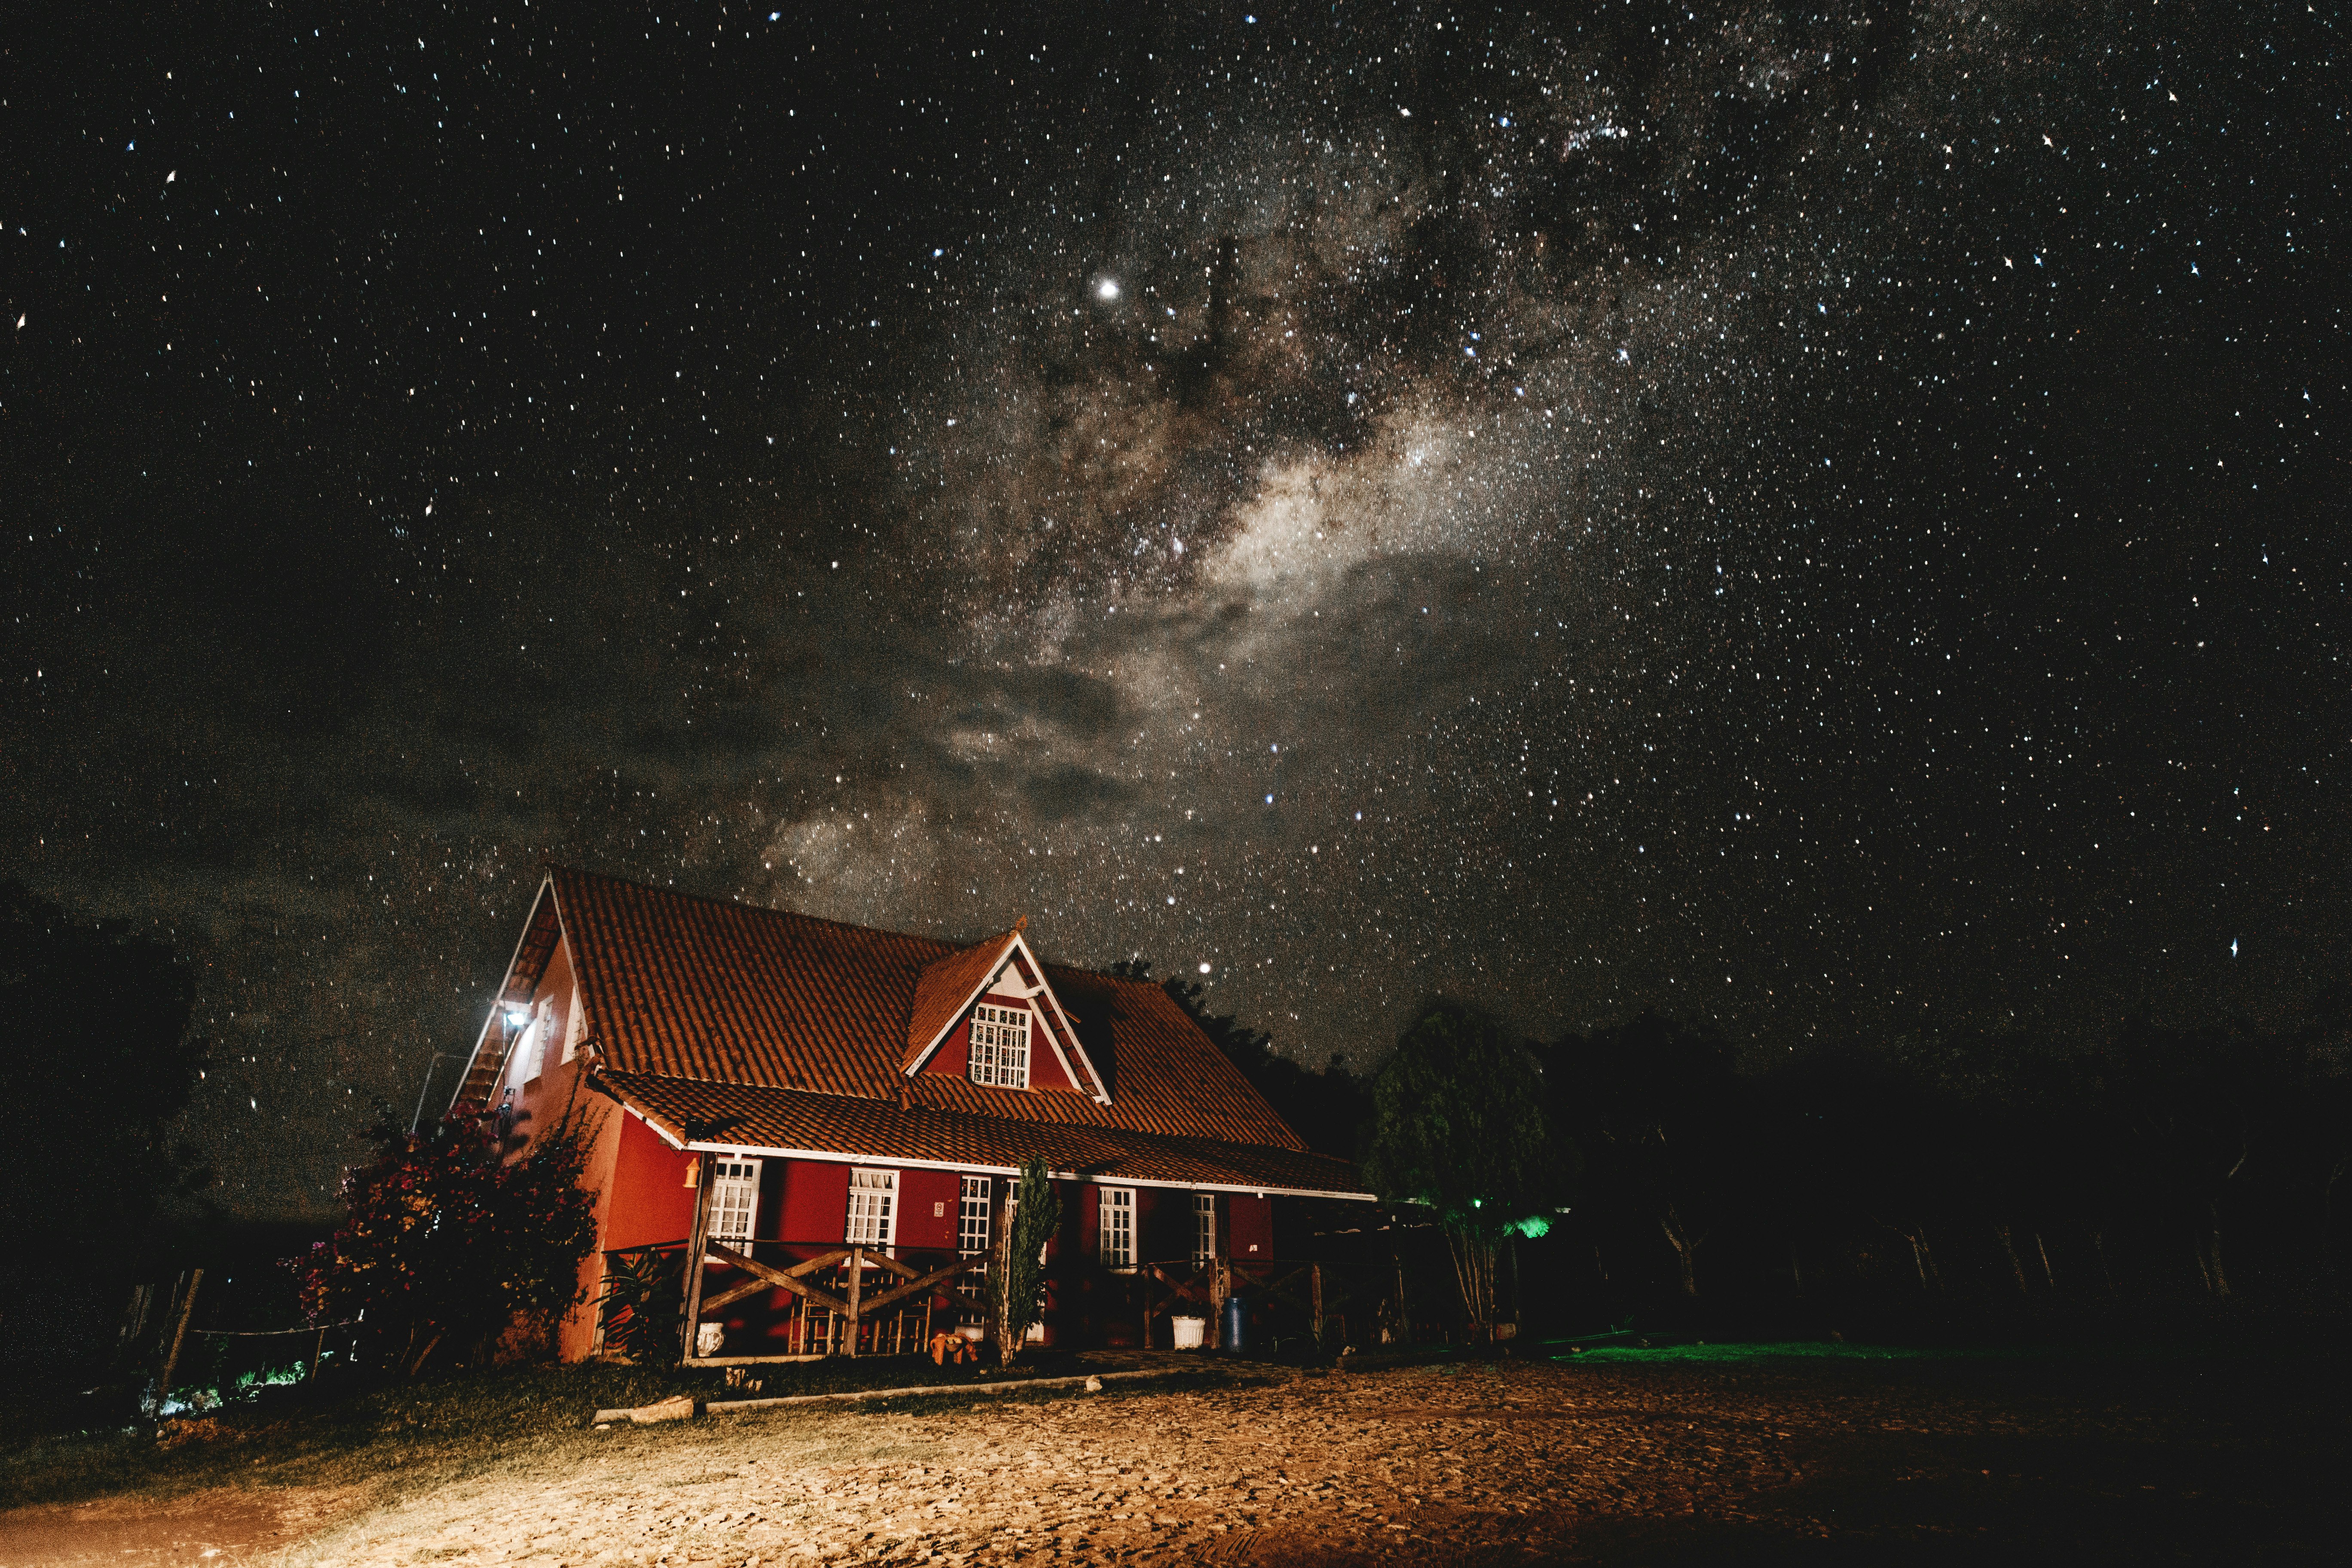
1170, 1315, 1206, 1350
1222, 1293, 1249, 1355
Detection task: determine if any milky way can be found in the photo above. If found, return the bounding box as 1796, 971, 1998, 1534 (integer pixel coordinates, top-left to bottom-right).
5, 2, 2343, 1219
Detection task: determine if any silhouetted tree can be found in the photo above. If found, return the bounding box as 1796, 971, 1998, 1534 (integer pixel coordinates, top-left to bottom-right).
0, 885, 208, 1251
1362, 1001, 1570, 1337
295, 1106, 600, 1374
1547, 1013, 1742, 1298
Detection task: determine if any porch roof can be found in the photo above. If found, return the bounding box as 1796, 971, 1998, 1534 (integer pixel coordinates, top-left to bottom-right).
596, 1069, 1375, 1200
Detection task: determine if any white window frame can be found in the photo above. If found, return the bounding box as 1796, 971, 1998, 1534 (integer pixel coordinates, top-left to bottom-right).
1193, 1193, 1219, 1269
956, 1175, 992, 1318
559, 992, 585, 1064
709, 1157, 761, 1243
958, 1174, 993, 1256
1099, 1186, 1136, 1272
968, 1002, 1032, 1089
845, 1167, 898, 1247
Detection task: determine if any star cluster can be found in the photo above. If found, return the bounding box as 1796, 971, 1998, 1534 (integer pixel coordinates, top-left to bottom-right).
3, 1, 2343, 1217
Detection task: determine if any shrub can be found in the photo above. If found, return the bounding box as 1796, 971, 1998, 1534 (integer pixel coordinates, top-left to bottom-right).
595, 1244, 685, 1364
294, 1107, 599, 1375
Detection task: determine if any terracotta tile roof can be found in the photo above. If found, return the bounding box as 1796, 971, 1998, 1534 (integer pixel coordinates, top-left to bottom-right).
548, 866, 1306, 1151
903, 930, 1019, 1074
598, 1070, 1371, 1198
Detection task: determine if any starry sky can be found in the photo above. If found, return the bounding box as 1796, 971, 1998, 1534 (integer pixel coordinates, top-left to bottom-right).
6, 2, 2345, 1221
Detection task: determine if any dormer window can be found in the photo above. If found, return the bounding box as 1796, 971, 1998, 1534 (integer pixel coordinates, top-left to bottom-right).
970, 1003, 1031, 1088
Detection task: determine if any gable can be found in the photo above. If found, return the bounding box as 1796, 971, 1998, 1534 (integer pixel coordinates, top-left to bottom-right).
900, 931, 1104, 1100
918, 989, 1080, 1092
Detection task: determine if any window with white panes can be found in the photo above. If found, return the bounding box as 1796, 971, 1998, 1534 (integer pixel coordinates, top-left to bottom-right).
1099, 1187, 1135, 1271
958, 1175, 993, 1256
709, 1158, 761, 1243
1193, 1193, 1218, 1269
844, 1167, 897, 1246
968, 1003, 1031, 1088
956, 1175, 993, 1318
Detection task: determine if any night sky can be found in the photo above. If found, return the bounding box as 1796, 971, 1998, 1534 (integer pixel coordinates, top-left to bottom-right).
6, 3, 2344, 1221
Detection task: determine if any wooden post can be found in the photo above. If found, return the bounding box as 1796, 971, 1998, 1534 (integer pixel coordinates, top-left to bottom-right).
1392, 1246, 1408, 1345
985, 1176, 1011, 1358
155, 1268, 204, 1415
846, 1247, 864, 1357
1310, 1262, 1325, 1346
1210, 1259, 1230, 1350
308, 1326, 326, 1383
680, 1155, 715, 1362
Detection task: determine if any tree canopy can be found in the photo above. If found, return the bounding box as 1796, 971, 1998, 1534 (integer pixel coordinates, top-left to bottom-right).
295, 1108, 600, 1374
1362, 1000, 1572, 1334
0, 885, 208, 1250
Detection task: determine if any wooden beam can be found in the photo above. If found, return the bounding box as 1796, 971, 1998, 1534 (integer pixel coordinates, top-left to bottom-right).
697, 1274, 781, 1317
852, 1259, 967, 1319
1254, 1265, 1314, 1316
864, 1250, 922, 1282
702, 1242, 852, 1317
680, 1158, 717, 1361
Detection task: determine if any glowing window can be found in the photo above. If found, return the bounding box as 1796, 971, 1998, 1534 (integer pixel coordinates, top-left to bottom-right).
969, 1003, 1031, 1088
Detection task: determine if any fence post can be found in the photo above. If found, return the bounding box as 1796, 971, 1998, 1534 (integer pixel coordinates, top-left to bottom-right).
846, 1246, 864, 1357
1311, 1262, 1325, 1345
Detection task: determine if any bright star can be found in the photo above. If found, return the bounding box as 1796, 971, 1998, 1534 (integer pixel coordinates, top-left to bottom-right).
1096, 278, 1120, 300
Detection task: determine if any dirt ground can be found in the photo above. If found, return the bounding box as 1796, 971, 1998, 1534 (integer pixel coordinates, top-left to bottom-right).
7, 1354, 2344, 1566
0, 1487, 357, 1567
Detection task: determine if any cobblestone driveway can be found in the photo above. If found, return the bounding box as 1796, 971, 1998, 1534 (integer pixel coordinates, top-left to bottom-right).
307, 1355, 2344, 1566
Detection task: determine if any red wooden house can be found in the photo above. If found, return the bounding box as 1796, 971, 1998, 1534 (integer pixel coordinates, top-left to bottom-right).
447, 867, 1372, 1360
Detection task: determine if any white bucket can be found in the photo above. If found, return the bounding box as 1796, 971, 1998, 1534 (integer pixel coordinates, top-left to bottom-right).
1170, 1315, 1206, 1350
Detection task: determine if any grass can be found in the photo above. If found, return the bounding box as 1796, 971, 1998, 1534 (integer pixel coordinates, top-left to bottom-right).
0, 1351, 1162, 1515
1555, 1338, 1984, 1364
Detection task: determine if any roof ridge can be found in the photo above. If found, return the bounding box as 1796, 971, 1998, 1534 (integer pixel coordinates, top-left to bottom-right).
550, 863, 1171, 988
548, 864, 969, 950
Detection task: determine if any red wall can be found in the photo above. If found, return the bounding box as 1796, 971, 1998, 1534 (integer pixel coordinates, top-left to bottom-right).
922, 1019, 972, 1078
1228, 1192, 1274, 1260
603, 1111, 696, 1250
897, 1167, 961, 1251
1135, 1186, 1188, 1265
778, 1158, 851, 1245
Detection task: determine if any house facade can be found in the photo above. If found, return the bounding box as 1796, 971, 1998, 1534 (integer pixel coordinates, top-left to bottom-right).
448, 867, 1372, 1360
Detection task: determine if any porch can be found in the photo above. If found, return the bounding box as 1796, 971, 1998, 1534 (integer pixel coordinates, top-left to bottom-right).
594, 1238, 1409, 1365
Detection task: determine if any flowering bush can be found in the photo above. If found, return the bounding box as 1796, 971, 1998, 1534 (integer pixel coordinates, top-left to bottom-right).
295, 1107, 599, 1375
